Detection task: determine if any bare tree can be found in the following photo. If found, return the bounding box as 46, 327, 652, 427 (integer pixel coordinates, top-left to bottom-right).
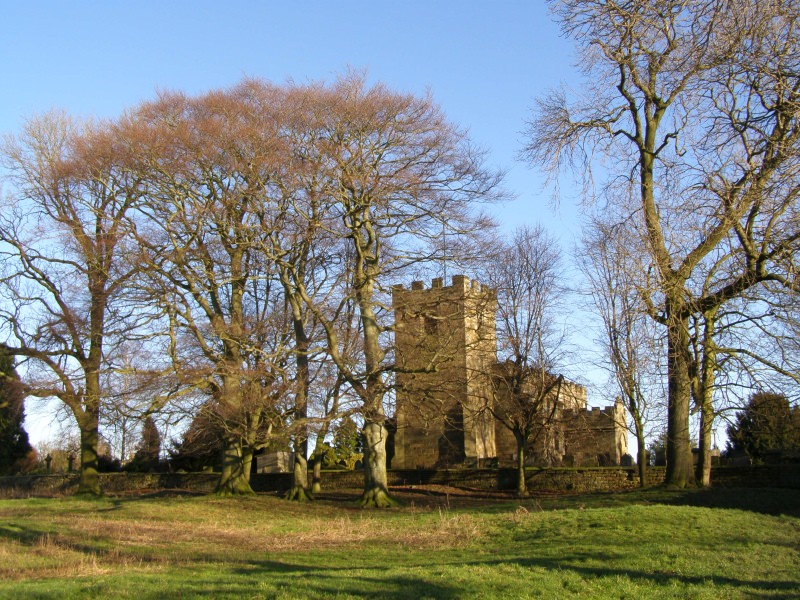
481, 225, 569, 496
524, 0, 800, 487
130, 85, 295, 494
0, 113, 145, 494
284, 73, 503, 507
578, 216, 662, 486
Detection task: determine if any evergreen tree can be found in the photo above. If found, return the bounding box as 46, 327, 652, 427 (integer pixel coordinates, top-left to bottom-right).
127, 415, 161, 471
727, 393, 800, 462
0, 345, 33, 475
332, 417, 363, 469
167, 406, 223, 472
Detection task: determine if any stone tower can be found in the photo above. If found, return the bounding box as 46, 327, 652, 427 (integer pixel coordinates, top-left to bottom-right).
392, 275, 497, 469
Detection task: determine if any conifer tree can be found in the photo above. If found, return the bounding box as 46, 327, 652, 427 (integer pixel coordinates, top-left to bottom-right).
0, 345, 32, 475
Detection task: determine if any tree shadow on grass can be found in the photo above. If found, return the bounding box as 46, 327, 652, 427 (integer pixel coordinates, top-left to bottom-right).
494, 553, 799, 597
146, 561, 466, 599
178, 553, 800, 599
650, 486, 800, 517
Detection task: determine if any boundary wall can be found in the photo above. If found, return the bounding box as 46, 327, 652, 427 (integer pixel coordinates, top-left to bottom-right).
1, 465, 798, 498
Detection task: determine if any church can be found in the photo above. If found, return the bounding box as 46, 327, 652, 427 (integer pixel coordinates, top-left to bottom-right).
391, 275, 628, 469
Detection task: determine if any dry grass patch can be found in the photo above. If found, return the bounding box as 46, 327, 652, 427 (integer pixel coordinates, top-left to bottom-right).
0, 495, 487, 578
0, 532, 151, 581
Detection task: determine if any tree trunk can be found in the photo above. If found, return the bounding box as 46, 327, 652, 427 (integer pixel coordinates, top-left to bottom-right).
286, 453, 313, 501
696, 398, 714, 487
76, 409, 101, 496
77, 367, 102, 495
241, 445, 254, 481
359, 420, 395, 507
355, 269, 395, 508
665, 315, 694, 488
694, 309, 718, 488
516, 434, 528, 497
311, 455, 322, 493
631, 412, 647, 488
285, 294, 312, 501
217, 438, 254, 495
636, 433, 648, 488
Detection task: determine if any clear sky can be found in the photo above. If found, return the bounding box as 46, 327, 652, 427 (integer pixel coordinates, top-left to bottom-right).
2, 1, 605, 446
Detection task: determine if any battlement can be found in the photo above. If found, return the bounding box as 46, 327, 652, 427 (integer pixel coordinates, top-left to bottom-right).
392, 274, 492, 296
564, 406, 612, 419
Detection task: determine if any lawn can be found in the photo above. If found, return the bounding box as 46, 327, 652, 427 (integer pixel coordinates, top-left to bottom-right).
0, 487, 798, 599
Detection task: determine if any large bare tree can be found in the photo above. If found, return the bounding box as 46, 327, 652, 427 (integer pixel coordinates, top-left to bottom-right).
524, 0, 800, 487
130, 85, 294, 494
284, 74, 503, 507
0, 113, 144, 494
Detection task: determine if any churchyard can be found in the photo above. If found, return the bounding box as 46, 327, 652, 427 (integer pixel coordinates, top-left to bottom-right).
0, 486, 797, 598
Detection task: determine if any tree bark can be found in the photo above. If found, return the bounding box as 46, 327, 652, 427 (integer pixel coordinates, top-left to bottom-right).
665, 313, 694, 488
76, 407, 101, 496
359, 420, 395, 508
516, 433, 528, 497
694, 310, 718, 487
217, 438, 254, 495
311, 456, 322, 494
285, 454, 313, 501
77, 359, 103, 495
285, 302, 312, 501
636, 432, 648, 488
696, 397, 714, 487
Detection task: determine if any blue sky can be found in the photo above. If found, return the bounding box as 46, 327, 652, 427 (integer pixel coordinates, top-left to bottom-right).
2, 1, 583, 232
2, 1, 607, 445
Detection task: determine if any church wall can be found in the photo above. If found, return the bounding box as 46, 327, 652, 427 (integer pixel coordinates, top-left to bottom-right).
392, 274, 627, 470
393, 275, 496, 469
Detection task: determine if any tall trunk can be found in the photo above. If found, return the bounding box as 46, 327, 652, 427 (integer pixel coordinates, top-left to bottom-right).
77, 363, 102, 495
286, 454, 312, 501
286, 301, 312, 501
697, 397, 714, 487
631, 410, 648, 487
356, 263, 395, 507
639, 109, 694, 488
360, 419, 394, 507
76, 406, 101, 495
515, 431, 528, 496
665, 313, 694, 488
311, 456, 323, 493
636, 433, 648, 488
217, 437, 253, 495
241, 445, 254, 481
78, 280, 105, 496
215, 357, 253, 494
695, 310, 718, 487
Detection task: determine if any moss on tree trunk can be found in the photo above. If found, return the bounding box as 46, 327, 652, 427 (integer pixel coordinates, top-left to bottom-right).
285, 454, 313, 501
216, 439, 254, 495
359, 420, 396, 508
77, 422, 101, 496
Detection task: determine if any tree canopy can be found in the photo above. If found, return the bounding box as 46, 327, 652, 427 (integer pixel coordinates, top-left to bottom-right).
727, 392, 800, 462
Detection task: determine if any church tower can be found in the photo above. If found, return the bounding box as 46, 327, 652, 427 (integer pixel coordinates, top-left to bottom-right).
392, 275, 497, 469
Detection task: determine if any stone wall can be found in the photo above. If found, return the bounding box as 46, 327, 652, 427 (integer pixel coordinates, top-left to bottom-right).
561, 401, 629, 467
0, 472, 220, 498
3, 465, 797, 498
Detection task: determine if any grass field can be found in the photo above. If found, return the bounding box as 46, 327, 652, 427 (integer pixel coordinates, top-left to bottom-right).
0, 486, 798, 599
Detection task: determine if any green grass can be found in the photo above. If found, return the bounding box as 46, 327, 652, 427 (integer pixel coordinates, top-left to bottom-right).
0, 487, 798, 598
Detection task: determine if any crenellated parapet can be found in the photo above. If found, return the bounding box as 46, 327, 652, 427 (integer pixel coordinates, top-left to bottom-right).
392, 274, 495, 300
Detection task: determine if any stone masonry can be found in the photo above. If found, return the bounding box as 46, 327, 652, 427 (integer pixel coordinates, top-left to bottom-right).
392, 275, 628, 469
